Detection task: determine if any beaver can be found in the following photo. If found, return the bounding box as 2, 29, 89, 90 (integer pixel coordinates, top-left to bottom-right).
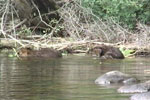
88, 45, 124, 59
18, 48, 62, 58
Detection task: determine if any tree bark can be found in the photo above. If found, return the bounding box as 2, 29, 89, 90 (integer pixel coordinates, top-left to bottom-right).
13, 0, 60, 29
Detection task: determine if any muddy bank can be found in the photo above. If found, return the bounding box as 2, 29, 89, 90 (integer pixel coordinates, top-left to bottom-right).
1, 38, 150, 58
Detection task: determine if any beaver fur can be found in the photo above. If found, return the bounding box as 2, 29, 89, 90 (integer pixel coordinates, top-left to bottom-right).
88, 45, 124, 59
18, 48, 62, 58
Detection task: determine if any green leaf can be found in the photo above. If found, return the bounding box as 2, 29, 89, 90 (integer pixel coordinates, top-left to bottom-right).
119, 47, 135, 57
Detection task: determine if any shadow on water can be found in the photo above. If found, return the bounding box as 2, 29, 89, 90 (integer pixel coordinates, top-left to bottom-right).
1, 54, 150, 100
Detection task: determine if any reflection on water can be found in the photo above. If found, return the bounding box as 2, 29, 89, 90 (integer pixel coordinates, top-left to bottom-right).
1, 54, 150, 100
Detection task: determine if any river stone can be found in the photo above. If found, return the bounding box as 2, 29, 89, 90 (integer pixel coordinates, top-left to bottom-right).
130, 92, 150, 100
95, 71, 134, 85
118, 81, 150, 93
123, 78, 139, 85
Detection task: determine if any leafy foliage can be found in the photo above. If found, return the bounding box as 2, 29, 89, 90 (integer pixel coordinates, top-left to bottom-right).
82, 0, 150, 29
119, 47, 135, 57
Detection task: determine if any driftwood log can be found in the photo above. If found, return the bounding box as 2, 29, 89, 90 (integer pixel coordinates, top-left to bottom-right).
13, 0, 60, 29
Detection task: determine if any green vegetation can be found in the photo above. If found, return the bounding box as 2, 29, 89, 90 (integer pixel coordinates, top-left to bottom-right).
119, 47, 135, 57
17, 26, 32, 36
82, 0, 150, 29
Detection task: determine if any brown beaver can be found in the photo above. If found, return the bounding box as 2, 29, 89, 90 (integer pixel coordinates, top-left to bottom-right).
18, 48, 62, 58
88, 45, 124, 59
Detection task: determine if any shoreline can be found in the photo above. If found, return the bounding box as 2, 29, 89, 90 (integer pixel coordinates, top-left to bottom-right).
1, 37, 150, 58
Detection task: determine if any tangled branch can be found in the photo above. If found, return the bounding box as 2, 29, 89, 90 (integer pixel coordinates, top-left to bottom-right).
0, 0, 150, 50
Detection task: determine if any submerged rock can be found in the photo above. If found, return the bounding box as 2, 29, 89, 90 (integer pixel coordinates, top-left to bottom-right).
118, 81, 150, 93
95, 71, 138, 85
123, 78, 139, 85
130, 92, 150, 100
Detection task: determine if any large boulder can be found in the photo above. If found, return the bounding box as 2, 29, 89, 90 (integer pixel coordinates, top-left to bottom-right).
130, 92, 150, 100
118, 81, 150, 93
95, 71, 138, 85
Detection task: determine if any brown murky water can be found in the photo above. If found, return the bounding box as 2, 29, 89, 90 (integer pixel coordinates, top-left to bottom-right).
0, 54, 150, 100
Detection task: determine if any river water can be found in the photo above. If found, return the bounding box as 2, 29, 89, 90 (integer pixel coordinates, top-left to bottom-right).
0, 54, 150, 100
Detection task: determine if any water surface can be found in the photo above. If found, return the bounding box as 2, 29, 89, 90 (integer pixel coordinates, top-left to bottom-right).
1, 54, 150, 100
